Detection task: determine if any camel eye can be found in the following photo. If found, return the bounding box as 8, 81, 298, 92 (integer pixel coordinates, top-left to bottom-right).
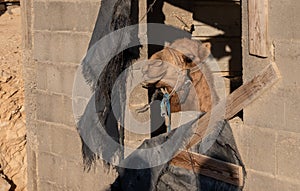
184, 55, 193, 64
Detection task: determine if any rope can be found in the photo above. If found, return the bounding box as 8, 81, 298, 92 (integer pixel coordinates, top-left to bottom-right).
169, 73, 181, 97
160, 88, 171, 132
165, 48, 185, 97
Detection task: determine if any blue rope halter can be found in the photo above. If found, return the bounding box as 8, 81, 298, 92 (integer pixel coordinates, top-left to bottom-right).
160, 92, 171, 132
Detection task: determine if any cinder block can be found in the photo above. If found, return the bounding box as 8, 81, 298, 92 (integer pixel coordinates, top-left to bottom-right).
37, 152, 67, 187
76, 2, 100, 32
47, 1, 77, 31
37, 62, 78, 96
36, 91, 75, 126
49, 124, 82, 161
228, 122, 277, 175
275, 40, 300, 87
63, 95, 76, 127
36, 121, 51, 153
276, 131, 300, 180
284, 87, 300, 133
244, 84, 285, 130
36, 62, 47, 90
33, 2, 50, 31
229, 117, 250, 165
38, 181, 65, 191
269, 1, 300, 40
33, 31, 90, 63
64, 161, 84, 189
57, 61, 76, 95
38, 157, 115, 190
64, 160, 116, 190
245, 170, 276, 191
245, 84, 300, 133
247, 126, 276, 174
36, 121, 81, 160
64, 158, 118, 190
34, 1, 100, 32
36, 91, 63, 123
275, 179, 300, 191
242, 55, 270, 82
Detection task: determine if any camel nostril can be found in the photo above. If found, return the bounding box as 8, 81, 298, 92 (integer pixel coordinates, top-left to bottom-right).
184, 56, 193, 63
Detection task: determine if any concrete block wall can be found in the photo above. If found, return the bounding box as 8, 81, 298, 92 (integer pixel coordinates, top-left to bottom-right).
22, 0, 243, 189
22, 0, 300, 190
22, 0, 117, 190
233, 0, 300, 190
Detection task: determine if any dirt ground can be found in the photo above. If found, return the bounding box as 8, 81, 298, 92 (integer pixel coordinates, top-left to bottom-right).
0, 6, 27, 191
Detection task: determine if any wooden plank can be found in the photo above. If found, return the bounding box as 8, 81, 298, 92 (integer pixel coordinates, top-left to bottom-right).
186, 62, 280, 149
171, 63, 280, 184
248, 0, 269, 57
170, 150, 243, 187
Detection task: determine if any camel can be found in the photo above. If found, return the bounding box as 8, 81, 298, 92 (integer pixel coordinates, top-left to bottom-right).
141, 38, 219, 125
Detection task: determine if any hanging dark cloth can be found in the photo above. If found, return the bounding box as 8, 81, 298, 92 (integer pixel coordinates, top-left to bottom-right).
79, 0, 139, 168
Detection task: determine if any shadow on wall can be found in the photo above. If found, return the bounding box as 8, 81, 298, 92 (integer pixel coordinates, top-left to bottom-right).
147, 0, 242, 92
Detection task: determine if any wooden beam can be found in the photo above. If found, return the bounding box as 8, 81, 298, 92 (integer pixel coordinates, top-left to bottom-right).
170, 150, 243, 187
185, 62, 280, 149
171, 63, 280, 184
248, 0, 269, 57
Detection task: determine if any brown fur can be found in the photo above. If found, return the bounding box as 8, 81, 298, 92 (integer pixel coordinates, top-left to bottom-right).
148, 39, 213, 113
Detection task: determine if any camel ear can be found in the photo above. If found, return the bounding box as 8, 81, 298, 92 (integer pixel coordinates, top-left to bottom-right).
199, 42, 211, 61
202, 42, 211, 51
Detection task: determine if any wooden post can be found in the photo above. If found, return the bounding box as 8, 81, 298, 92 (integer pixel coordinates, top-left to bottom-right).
248, 0, 269, 57
139, 0, 148, 58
